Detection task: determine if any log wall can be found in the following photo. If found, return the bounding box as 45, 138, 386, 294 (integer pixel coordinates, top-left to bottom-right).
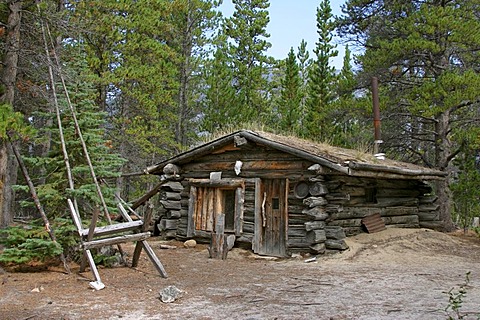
153, 141, 443, 256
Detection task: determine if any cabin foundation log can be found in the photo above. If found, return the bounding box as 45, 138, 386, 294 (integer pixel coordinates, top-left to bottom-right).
307, 230, 327, 244
324, 226, 346, 240
325, 239, 349, 250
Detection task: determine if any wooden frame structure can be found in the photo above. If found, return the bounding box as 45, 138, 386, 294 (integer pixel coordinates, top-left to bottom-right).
68, 199, 167, 289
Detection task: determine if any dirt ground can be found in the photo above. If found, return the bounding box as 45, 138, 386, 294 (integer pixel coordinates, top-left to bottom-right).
1, 228, 480, 320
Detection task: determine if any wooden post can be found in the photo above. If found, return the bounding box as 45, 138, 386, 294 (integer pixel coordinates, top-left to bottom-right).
132, 202, 152, 267
208, 213, 228, 259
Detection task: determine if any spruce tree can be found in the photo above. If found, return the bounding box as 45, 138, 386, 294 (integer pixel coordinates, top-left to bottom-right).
168, 0, 222, 146
306, 0, 338, 141
296, 39, 311, 133
224, 0, 272, 125
201, 40, 237, 134
277, 48, 301, 133
18, 52, 125, 218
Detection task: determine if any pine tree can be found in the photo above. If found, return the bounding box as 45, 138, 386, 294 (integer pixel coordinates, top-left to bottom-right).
296, 39, 311, 132
201, 41, 237, 134
337, 0, 480, 231
168, 0, 222, 147
328, 45, 371, 149
277, 48, 301, 133
224, 0, 273, 125
305, 0, 338, 141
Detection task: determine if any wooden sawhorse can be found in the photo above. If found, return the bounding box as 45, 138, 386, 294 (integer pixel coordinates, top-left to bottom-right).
68, 199, 167, 289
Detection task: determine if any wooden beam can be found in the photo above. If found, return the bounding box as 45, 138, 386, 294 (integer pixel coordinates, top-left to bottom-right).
140, 240, 168, 278
82, 232, 151, 250
189, 178, 244, 188
131, 182, 166, 209
79, 220, 143, 238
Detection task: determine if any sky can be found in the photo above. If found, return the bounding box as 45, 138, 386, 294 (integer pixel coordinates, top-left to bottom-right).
219, 0, 347, 69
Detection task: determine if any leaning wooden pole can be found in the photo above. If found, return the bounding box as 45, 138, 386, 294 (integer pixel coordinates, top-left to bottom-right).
41, 11, 127, 263
7, 133, 70, 273
45, 23, 111, 223
37, 6, 125, 265
37, 4, 77, 212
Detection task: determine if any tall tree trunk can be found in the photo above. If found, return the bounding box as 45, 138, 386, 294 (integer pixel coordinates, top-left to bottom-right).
435, 110, 455, 232
175, 7, 193, 147
0, 0, 22, 228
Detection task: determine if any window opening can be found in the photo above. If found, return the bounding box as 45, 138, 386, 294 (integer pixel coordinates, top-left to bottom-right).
365, 187, 377, 204
272, 197, 280, 210
223, 189, 236, 231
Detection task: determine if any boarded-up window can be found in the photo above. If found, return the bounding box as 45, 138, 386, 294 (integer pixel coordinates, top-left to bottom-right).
187, 179, 244, 237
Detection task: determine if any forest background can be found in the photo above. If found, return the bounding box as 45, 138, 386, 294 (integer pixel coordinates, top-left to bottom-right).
1, 0, 480, 257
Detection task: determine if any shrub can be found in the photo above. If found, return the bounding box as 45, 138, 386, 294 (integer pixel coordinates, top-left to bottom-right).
0, 219, 77, 265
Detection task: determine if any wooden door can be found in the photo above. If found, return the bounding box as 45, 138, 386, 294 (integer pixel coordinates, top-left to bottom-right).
253, 178, 288, 257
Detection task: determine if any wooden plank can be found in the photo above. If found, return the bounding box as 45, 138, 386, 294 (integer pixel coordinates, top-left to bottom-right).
85, 249, 102, 284
118, 203, 134, 222
87, 207, 100, 242
79, 220, 144, 237
383, 215, 419, 226
183, 160, 307, 173
82, 232, 151, 250
208, 214, 228, 259
211, 143, 241, 154
252, 178, 262, 253
67, 199, 83, 236
131, 182, 165, 210
235, 186, 244, 236
189, 178, 244, 188
375, 197, 419, 207
205, 188, 214, 231
132, 204, 154, 267
140, 240, 168, 278
199, 187, 207, 230
383, 207, 418, 217
361, 213, 386, 233
187, 186, 196, 237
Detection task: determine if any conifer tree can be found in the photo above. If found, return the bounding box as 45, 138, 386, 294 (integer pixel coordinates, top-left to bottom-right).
328, 45, 364, 148
306, 0, 338, 141
168, 0, 222, 146
296, 39, 311, 132
277, 48, 301, 133
337, 0, 480, 230
201, 41, 237, 134
224, 0, 272, 125
18, 52, 125, 217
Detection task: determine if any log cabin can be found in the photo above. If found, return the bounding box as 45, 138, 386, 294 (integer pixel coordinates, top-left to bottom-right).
142, 130, 446, 257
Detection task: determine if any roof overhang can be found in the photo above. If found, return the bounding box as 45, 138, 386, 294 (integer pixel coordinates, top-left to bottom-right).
145, 130, 446, 181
